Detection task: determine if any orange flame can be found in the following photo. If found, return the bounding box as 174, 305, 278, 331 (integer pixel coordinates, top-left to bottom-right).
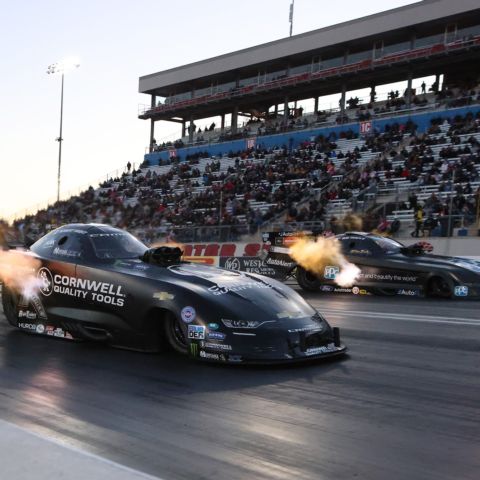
289, 237, 360, 287
0, 250, 42, 299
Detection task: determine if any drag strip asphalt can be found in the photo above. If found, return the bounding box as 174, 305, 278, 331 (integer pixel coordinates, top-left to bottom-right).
0, 294, 479, 480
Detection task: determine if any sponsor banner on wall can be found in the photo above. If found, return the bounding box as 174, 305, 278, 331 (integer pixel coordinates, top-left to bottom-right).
182, 242, 269, 257
360, 121, 372, 134
219, 256, 286, 279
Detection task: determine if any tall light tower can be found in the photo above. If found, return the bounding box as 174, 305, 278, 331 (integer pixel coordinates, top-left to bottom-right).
46, 57, 80, 203
289, 0, 295, 37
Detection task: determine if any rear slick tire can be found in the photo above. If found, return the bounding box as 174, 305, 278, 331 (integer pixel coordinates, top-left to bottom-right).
2, 286, 19, 327
296, 267, 323, 292
427, 276, 453, 299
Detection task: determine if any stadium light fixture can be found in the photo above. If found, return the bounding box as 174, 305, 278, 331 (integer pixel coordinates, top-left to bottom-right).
289, 0, 295, 37
46, 57, 80, 203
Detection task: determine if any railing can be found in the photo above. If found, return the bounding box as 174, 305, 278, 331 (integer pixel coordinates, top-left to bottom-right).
139, 35, 480, 117
145, 93, 480, 157
134, 224, 258, 244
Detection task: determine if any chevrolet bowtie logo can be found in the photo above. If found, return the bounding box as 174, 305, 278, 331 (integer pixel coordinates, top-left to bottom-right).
153, 292, 174, 301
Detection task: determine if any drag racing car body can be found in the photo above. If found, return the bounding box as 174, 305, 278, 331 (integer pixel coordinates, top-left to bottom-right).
0, 224, 346, 363
264, 231, 480, 298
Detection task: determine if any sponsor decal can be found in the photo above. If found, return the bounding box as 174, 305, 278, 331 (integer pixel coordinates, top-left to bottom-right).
208, 283, 272, 296
227, 355, 243, 363
181, 306, 196, 323
29, 294, 48, 320
89, 233, 126, 238
305, 343, 337, 356
189, 342, 199, 357
334, 287, 352, 293
45, 326, 73, 339
350, 249, 371, 256
397, 289, 420, 297
133, 264, 150, 271
352, 287, 369, 295
18, 310, 37, 320
265, 257, 296, 268
188, 324, 205, 340
320, 285, 334, 292
201, 342, 232, 351
35, 324, 45, 334
358, 272, 418, 282
324, 266, 339, 280
223, 257, 241, 271
168, 263, 242, 279
454, 286, 469, 297
207, 323, 219, 330
18, 322, 37, 331
207, 331, 226, 341
168, 263, 274, 295
277, 311, 303, 319
153, 291, 174, 301
38, 267, 53, 296
37, 267, 125, 307
59, 228, 88, 235
199, 350, 226, 361
52, 247, 81, 258
220, 256, 282, 278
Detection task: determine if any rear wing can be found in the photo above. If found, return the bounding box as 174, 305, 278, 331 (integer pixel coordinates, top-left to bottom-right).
261, 231, 314, 251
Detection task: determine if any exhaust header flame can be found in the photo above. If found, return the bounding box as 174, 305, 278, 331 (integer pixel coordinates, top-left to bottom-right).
0, 251, 42, 300
289, 237, 360, 288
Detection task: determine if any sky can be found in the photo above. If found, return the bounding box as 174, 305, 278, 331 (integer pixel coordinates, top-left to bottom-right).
0, 0, 421, 221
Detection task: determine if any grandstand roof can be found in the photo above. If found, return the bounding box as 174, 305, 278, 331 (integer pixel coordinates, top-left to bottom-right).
139, 0, 480, 96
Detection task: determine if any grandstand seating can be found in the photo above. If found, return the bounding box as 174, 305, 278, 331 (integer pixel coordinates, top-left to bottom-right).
11, 104, 480, 244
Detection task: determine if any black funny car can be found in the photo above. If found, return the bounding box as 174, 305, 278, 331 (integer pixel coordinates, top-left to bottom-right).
0, 224, 346, 363
263, 231, 480, 298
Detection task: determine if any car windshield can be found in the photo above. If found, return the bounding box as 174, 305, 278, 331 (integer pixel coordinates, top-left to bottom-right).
373, 236, 404, 254
89, 231, 147, 259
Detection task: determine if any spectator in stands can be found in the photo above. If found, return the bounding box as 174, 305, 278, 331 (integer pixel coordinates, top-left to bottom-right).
411, 206, 424, 237
423, 215, 438, 237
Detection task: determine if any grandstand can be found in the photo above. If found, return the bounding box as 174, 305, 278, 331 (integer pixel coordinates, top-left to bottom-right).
9, 0, 480, 243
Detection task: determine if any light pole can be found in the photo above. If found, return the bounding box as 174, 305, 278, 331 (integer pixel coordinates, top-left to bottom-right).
289, 0, 295, 37
47, 58, 80, 203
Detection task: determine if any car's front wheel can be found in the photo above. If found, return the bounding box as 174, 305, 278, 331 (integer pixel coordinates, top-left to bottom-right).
164, 312, 188, 355
2, 286, 19, 327
296, 266, 322, 292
